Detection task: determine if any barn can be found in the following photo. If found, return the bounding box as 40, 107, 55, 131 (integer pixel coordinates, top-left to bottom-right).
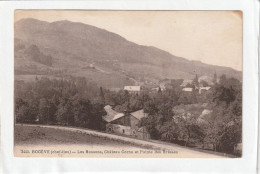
124, 86, 143, 93
102, 105, 150, 139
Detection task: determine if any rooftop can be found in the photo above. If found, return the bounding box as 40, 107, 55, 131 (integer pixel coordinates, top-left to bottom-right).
103, 106, 148, 122
124, 86, 141, 91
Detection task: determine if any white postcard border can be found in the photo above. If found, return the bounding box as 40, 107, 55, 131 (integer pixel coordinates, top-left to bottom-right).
0, 0, 258, 173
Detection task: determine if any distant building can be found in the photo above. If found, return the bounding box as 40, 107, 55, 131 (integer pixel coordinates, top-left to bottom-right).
151, 86, 165, 92
89, 63, 94, 68
151, 87, 160, 92
199, 86, 211, 94
102, 105, 150, 139
180, 79, 193, 87
182, 87, 193, 92
124, 86, 143, 93
82, 63, 95, 70
159, 84, 166, 91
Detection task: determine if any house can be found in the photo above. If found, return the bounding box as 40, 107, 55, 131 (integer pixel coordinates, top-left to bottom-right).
173, 104, 209, 124
182, 87, 193, 92
151, 87, 160, 92
159, 84, 166, 91
151, 86, 165, 92
124, 86, 143, 93
89, 63, 94, 68
199, 87, 211, 94
102, 105, 150, 139
158, 79, 170, 91
180, 79, 193, 87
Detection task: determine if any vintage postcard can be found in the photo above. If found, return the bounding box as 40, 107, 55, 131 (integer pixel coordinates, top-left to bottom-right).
14, 10, 242, 158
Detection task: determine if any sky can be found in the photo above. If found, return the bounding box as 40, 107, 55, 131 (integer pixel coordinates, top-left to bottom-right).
14, 10, 242, 71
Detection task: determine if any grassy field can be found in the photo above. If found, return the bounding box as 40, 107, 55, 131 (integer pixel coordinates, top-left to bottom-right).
14, 125, 225, 158
14, 125, 152, 149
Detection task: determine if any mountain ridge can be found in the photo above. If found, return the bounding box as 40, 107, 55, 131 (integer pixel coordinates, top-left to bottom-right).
14, 18, 242, 88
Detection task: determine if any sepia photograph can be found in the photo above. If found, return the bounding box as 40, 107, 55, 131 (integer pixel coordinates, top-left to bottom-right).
13, 10, 242, 158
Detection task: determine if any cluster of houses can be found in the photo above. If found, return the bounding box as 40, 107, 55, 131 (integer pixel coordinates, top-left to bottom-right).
101, 75, 215, 139
101, 74, 242, 154
182, 86, 211, 94
122, 75, 213, 95
102, 105, 150, 139
101, 103, 213, 141
180, 76, 213, 94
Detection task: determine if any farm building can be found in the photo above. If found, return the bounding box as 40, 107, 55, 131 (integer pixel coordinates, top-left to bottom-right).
159, 84, 166, 91
182, 87, 193, 92
198, 87, 211, 94
151, 87, 160, 92
124, 86, 143, 93
102, 105, 150, 139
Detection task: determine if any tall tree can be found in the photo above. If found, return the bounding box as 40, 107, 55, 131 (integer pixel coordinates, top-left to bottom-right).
158, 87, 162, 94
99, 86, 105, 105
193, 74, 199, 86
213, 72, 217, 84
56, 98, 74, 126
73, 97, 92, 127
38, 98, 50, 124
219, 74, 227, 86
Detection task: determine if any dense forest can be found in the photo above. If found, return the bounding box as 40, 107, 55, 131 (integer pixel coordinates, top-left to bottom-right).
15, 74, 242, 156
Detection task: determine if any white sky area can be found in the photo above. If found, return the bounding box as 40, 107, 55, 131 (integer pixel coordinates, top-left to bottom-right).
15, 10, 242, 71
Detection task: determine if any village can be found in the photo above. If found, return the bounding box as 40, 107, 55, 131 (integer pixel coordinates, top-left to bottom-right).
99, 72, 241, 156
101, 74, 214, 140
15, 68, 242, 156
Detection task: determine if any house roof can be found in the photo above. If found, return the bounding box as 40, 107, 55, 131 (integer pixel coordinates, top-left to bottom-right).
182, 87, 193, 92
104, 105, 117, 115
199, 87, 211, 94
103, 106, 148, 123
131, 109, 148, 120
112, 113, 125, 121
103, 105, 125, 122
124, 86, 141, 91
